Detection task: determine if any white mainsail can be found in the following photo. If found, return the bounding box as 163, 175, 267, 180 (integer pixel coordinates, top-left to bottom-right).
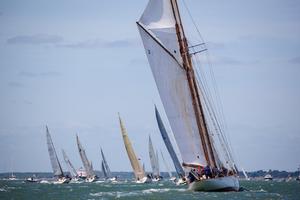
46, 126, 64, 177
76, 135, 95, 178
148, 136, 160, 176
118, 114, 145, 181
62, 149, 78, 178
137, 0, 207, 166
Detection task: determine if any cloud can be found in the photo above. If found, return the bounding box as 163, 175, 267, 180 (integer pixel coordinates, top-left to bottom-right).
7, 34, 63, 45
7, 81, 24, 88
59, 38, 136, 49
288, 56, 300, 64
19, 71, 61, 78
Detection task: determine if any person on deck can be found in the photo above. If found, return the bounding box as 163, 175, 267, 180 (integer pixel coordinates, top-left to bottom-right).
204, 165, 212, 179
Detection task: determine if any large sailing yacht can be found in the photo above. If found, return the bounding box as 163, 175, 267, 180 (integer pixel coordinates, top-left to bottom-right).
137, 0, 239, 191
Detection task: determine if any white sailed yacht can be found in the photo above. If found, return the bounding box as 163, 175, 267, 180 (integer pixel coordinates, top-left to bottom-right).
137, 0, 239, 191
118, 114, 151, 184
76, 135, 97, 182
62, 149, 80, 182
148, 135, 161, 181
100, 148, 117, 182
46, 126, 70, 184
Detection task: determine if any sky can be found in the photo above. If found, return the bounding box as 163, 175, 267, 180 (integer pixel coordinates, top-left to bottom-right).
0, 0, 299, 173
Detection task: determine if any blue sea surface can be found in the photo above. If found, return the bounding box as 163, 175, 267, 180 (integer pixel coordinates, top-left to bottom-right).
0, 176, 299, 200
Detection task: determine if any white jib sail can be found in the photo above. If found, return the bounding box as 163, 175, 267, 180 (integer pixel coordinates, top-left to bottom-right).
160, 150, 173, 178
137, 0, 207, 166
148, 136, 159, 176
62, 149, 78, 177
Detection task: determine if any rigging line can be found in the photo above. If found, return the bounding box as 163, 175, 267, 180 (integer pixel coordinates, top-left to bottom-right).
191, 53, 234, 167
194, 70, 232, 167
182, 0, 238, 165
182, 0, 227, 131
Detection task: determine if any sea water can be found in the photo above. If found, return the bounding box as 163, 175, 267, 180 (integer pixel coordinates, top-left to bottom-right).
0, 178, 299, 200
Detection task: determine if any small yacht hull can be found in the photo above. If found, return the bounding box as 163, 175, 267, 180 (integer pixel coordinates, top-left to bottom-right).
176, 177, 187, 185
188, 176, 239, 192
85, 176, 97, 183
53, 177, 70, 184
25, 178, 38, 183
136, 176, 151, 184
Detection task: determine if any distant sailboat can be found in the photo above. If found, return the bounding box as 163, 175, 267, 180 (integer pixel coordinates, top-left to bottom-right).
118, 114, 150, 183
137, 0, 239, 191
76, 135, 97, 182
148, 136, 161, 181
8, 172, 16, 181
46, 126, 70, 184
160, 150, 175, 181
62, 149, 79, 181
155, 106, 186, 183
241, 168, 250, 180
100, 148, 116, 181
264, 174, 273, 181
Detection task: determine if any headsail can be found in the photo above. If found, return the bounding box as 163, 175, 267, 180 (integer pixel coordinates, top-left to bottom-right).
160, 150, 173, 178
101, 161, 108, 179
46, 126, 64, 177
155, 106, 185, 176
148, 136, 160, 177
62, 149, 78, 178
76, 135, 95, 178
118, 114, 145, 180
100, 148, 112, 178
137, 0, 209, 167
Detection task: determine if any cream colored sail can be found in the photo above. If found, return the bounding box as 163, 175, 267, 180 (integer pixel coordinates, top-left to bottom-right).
137, 0, 207, 166
118, 115, 145, 180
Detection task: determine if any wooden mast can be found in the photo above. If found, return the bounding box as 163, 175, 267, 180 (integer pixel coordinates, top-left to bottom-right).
170, 0, 216, 167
